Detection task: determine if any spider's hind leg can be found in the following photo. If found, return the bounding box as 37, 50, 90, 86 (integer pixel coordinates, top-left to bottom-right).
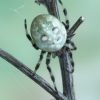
46, 52, 58, 93
33, 51, 46, 74
66, 40, 77, 51
67, 51, 75, 73
65, 40, 77, 73
70, 41, 77, 51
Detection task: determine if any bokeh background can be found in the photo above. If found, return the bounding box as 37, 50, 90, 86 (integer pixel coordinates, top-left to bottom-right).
0, 0, 100, 100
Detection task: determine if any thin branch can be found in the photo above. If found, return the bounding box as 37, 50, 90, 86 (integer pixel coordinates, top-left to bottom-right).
58, 51, 75, 100
35, 0, 60, 19
0, 48, 67, 100
67, 16, 85, 39
57, 16, 84, 100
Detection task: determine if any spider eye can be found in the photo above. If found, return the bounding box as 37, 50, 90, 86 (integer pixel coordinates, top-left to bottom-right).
52, 27, 59, 33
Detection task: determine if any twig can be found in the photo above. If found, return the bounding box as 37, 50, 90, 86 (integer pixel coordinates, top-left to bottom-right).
67, 16, 85, 39
58, 51, 75, 100
56, 15, 84, 100
0, 48, 67, 100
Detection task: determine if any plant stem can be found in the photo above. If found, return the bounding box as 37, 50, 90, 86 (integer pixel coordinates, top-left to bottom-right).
0, 48, 67, 100
58, 51, 75, 100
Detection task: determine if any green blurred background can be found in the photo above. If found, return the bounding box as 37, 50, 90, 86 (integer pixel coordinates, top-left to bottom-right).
0, 0, 100, 100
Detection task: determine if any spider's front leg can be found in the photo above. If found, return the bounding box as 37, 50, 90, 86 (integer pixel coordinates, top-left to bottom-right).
58, 0, 70, 30
46, 52, 58, 93
24, 19, 39, 50
24, 19, 32, 42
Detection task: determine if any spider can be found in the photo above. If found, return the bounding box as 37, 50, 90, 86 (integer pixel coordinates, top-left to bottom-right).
24, 0, 77, 93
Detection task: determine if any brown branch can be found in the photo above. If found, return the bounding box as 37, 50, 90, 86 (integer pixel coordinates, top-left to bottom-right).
0, 48, 67, 100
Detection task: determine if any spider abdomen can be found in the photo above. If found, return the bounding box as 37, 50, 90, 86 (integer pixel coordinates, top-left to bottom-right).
30, 14, 67, 52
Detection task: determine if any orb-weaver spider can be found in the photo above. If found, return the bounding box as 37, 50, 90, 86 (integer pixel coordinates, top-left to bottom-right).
24, 0, 84, 93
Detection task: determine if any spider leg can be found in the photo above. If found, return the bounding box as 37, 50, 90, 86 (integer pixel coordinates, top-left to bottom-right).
62, 21, 69, 31
70, 41, 77, 51
65, 40, 76, 73
66, 40, 77, 51
46, 52, 58, 93
34, 51, 45, 74
24, 19, 32, 42
68, 51, 74, 73
58, 0, 69, 30
24, 19, 39, 50
64, 47, 75, 73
